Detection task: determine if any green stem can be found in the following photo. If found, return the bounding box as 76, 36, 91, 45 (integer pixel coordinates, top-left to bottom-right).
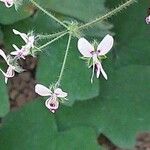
30, 0, 68, 29
78, 0, 136, 30
56, 34, 72, 86
39, 32, 68, 50
37, 30, 67, 40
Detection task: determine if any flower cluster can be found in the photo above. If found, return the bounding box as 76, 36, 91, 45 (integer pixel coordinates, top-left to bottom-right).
0, 0, 136, 113
0, 29, 35, 83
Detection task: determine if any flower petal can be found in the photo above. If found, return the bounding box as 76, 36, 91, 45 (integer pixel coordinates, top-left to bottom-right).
54, 88, 68, 98
97, 34, 114, 56
100, 63, 108, 80
45, 97, 59, 113
4, 67, 14, 83
78, 38, 94, 57
0, 0, 14, 8
13, 29, 28, 43
28, 36, 35, 48
0, 49, 9, 64
4, 0, 13, 8
146, 16, 150, 24
21, 46, 30, 56
96, 62, 101, 78
10, 51, 18, 56
0, 66, 15, 84
12, 44, 20, 51
35, 84, 52, 96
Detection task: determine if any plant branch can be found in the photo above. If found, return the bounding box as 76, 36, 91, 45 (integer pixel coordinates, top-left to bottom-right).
37, 30, 67, 40
78, 0, 137, 30
30, 0, 68, 29
39, 32, 68, 50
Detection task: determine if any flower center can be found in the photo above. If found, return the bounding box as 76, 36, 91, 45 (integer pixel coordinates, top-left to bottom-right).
50, 103, 55, 107
18, 51, 23, 56
90, 50, 101, 56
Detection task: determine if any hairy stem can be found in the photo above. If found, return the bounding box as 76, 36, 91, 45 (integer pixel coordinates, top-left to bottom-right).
39, 32, 68, 50
30, 0, 68, 29
37, 30, 67, 40
56, 34, 72, 86
78, 0, 137, 30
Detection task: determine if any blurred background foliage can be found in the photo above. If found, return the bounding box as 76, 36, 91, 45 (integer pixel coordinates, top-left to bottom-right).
0, 0, 150, 149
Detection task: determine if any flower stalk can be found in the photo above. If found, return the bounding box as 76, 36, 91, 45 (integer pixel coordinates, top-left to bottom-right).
39, 32, 68, 50
56, 33, 72, 87
37, 30, 67, 40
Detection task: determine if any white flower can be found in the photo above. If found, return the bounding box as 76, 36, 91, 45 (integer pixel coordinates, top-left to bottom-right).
10, 29, 35, 59
0, 49, 15, 83
0, 0, 14, 8
35, 84, 68, 113
78, 34, 114, 83
10, 44, 30, 59
0, 0, 22, 9
146, 15, 150, 24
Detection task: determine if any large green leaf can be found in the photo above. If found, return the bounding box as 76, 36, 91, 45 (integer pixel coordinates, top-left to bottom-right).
0, 2, 33, 24
36, 37, 99, 105
106, 0, 150, 67
0, 74, 9, 117
0, 100, 100, 150
55, 127, 100, 150
55, 65, 150, 149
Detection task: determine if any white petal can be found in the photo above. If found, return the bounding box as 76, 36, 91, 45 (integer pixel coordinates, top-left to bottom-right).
35, 84, 52, 96
5, 1, 13, 7
78, 38, 93, 57
0, 68, 14, 78
90, 62, 95, 84
13, 29, 28, 43
97, 34, 114, 56
0, 67, 15, 83
100, 63, 108, 80
5, 77, 8, 84
22, 47, 30, 56
28, 36, 35, 46
96, 62, 101, 78
10, 51, 19, 56
54, 88, 68, 98
6, 66, 15, 76
12, 44, 20, 51
0, 49, 9, 64
45, 97, 59, 113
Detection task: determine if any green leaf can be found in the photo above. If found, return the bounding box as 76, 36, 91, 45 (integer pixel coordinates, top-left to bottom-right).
0, 100, 100, 150
55, 127, 100, 150
36, 0, 113, 37
1, 12, 61, 51
0, 74, 9, 117
0, 2, 33, 25
55, 65, 150, 149
106, 0, 150, 66
0, 26, 4, 40
36, 37, 99, 105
